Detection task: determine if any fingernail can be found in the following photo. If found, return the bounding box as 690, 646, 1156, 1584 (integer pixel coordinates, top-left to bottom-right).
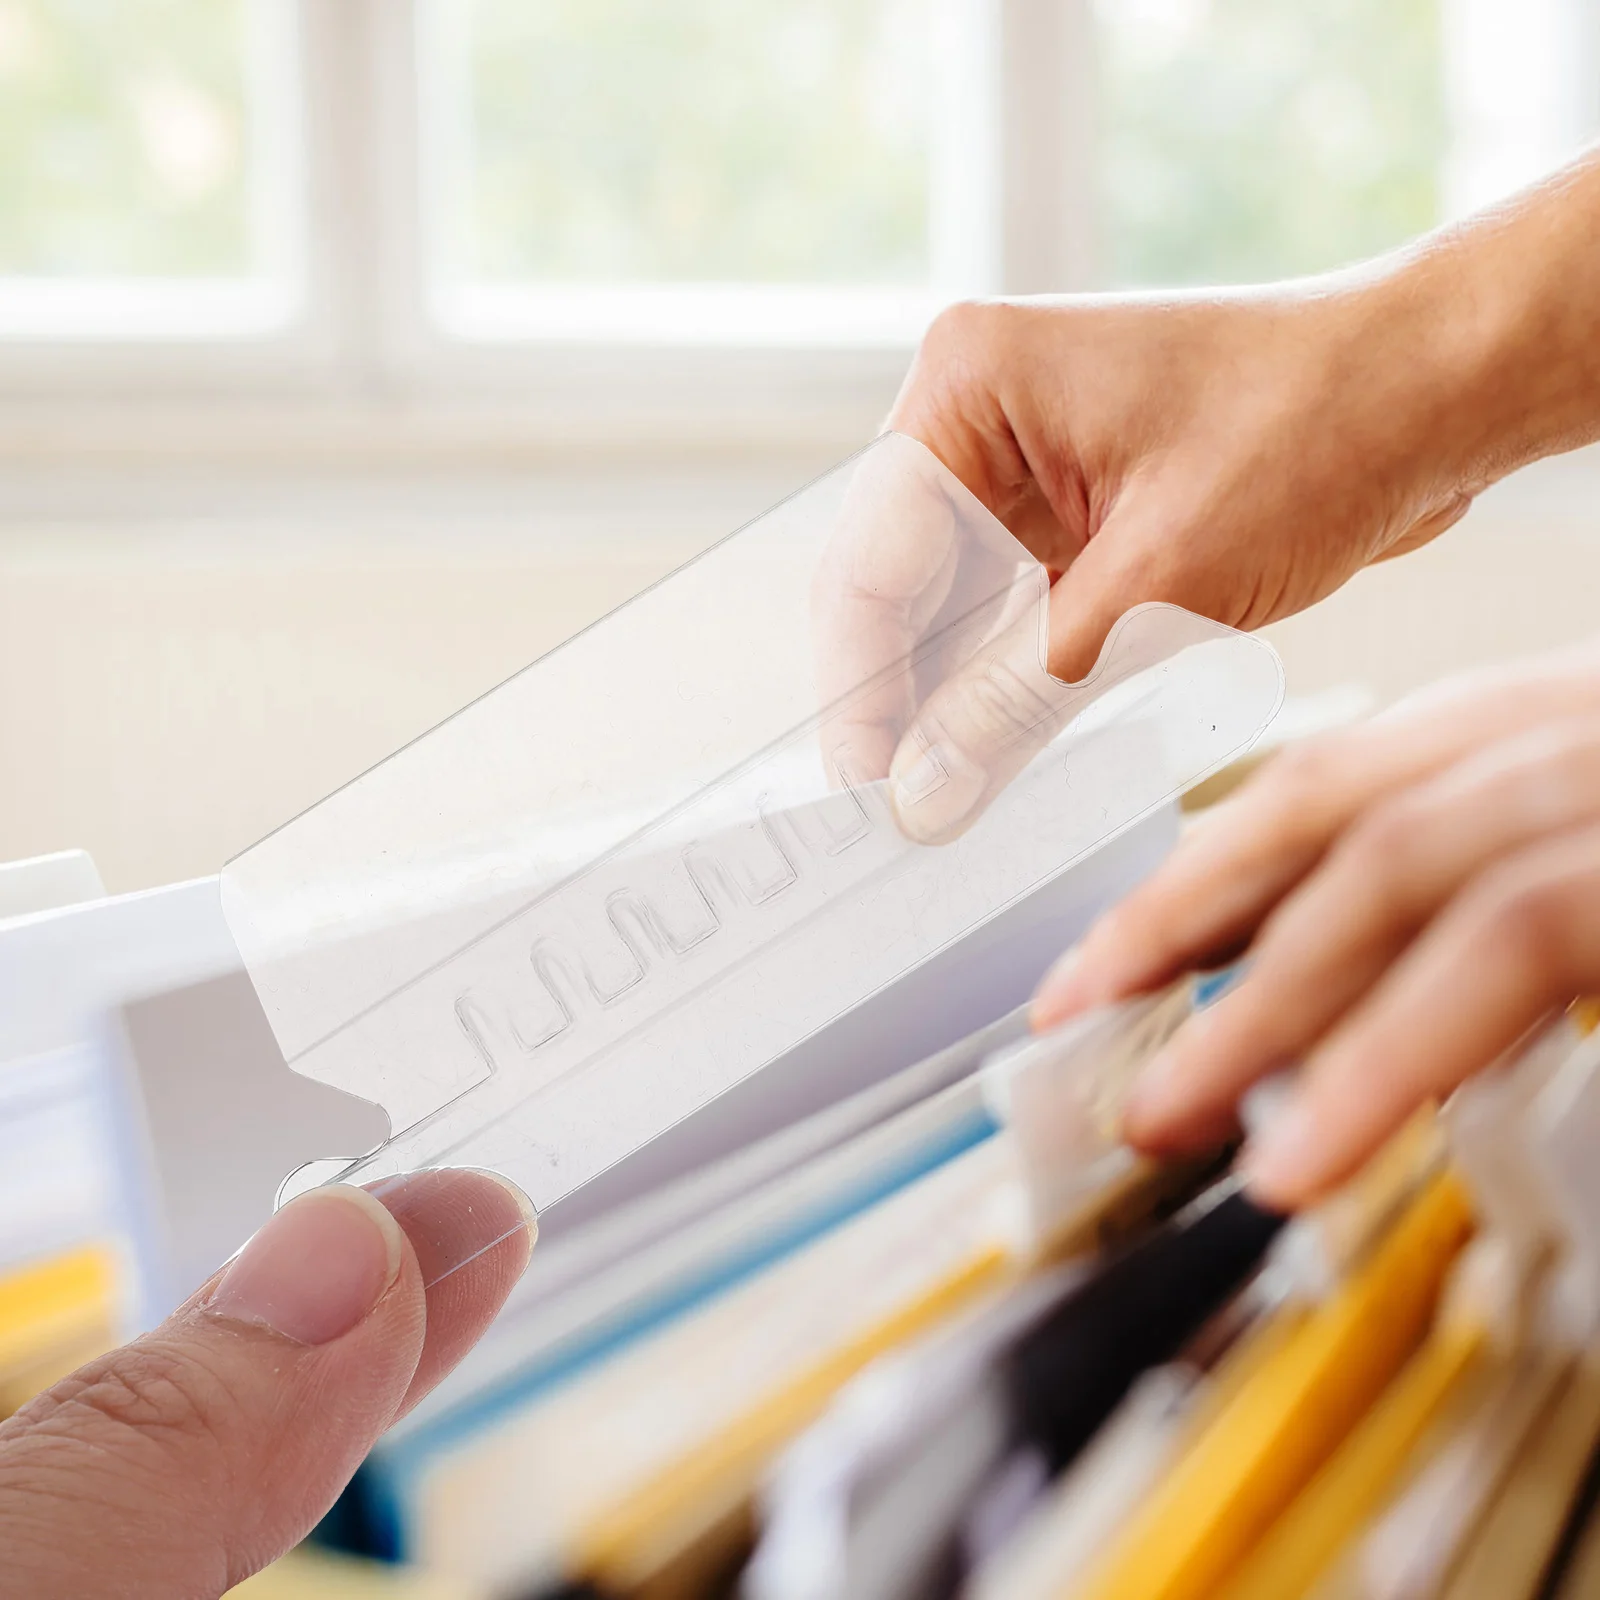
489, 1170, 540, 1239
1241, 1095, 1320, 1207
891, 742, 986, 843
208, 1185, 404, 1345
891, 744, 948, 809
363, 1167, 538, 1290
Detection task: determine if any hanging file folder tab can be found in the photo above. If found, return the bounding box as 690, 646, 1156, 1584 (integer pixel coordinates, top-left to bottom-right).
982, 981, 1202, 1255
220, 433, 1283, 1265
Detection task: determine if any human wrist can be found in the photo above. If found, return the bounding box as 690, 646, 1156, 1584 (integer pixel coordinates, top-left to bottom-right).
1373, 152, 1600, 496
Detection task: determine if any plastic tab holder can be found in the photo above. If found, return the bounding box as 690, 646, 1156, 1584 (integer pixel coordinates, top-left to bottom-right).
220, 433, 1283, 1281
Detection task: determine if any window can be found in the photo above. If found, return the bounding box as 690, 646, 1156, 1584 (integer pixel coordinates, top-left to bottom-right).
0, 0, 1592, 422
0, 0, 299, 338
424, 0, 963, 343
1097, 0, 1447, 286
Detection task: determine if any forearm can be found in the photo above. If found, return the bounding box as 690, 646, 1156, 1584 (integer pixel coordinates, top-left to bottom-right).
1367, 146, 1600, 500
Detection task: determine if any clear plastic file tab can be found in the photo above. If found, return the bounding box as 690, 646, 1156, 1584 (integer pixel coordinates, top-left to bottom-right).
221, 434, 1284, 1223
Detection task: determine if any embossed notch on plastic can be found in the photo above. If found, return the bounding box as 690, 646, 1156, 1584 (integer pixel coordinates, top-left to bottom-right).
221, 434, 1285, 1219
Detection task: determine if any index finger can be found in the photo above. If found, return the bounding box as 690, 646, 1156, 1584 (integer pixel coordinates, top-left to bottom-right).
365, 1168, 536, 1419
1033, 651, 1600, 1027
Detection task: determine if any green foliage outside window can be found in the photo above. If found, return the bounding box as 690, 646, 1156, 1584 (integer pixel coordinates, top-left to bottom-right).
457, 0, 933, 286
0, 0, 253, 277
1098, 0, 1445, 286
0, 0, 1446, 294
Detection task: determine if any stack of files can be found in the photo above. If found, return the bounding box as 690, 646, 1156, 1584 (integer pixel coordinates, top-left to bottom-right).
0, 810, 1175, 1595
235, 1544, 476, 1599
0, 849, 145, 1416
0, 862, 256, 1384
0, 857, 378, 1416
311, 813, 1179, 1568
372, 793, 1171, 1427
0, 687, 1350, 1593
0, 842, 525, 1356
0, 1241, 118, 1419
259, 993, 1600, 1600
312, 971, 1226, 1594
0, 676, 1357, 1595
309, 981, 1600, 1600
744, 1000, 1600, 1600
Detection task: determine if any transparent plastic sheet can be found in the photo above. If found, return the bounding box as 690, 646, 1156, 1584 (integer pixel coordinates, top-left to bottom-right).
220, 434, 1284, 1284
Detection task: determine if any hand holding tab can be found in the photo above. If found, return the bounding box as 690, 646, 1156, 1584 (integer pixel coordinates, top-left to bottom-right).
814, 437, 1282, 845
223, 434, 1279, 1225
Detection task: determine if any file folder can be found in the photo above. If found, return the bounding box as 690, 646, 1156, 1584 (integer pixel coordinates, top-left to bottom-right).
219, 433, 1282, 1279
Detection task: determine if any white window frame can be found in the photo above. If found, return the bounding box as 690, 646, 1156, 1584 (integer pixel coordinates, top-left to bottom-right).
0, 0, 1591, 471
0, 0, 1095, 464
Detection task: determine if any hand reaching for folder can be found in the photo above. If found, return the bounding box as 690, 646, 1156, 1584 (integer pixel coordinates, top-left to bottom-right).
877, 148, 1600, 1201
1033, 643, 1600, 1211
0, 1169, 534, 1600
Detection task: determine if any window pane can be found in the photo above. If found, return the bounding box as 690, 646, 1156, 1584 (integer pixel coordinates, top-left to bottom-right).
440, 0, 935, 289
0, 0, 269, 280
1098, 0, 1446, 286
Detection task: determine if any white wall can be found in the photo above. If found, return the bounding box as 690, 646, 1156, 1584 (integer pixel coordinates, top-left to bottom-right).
3, 441, 1598, 893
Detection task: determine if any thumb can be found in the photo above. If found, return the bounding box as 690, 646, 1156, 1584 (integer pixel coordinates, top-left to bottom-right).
887, 527, 1254, 844
887, 482, 1270, 845
0, 1173, 532, 1600
887, 596, 1075, 845
888, 567, 1151, 846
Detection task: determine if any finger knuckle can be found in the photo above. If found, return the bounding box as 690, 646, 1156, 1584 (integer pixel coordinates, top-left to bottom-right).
1543, 718, 1600, 763
1471, 869, 1576, 973
964, 660, 1054, 747
1339, 797, 1429, 891
1537, 723, 1600, 807
1221, 744, 1345, 866
924, 298, 998, 356
1263, 737, 1343, 810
